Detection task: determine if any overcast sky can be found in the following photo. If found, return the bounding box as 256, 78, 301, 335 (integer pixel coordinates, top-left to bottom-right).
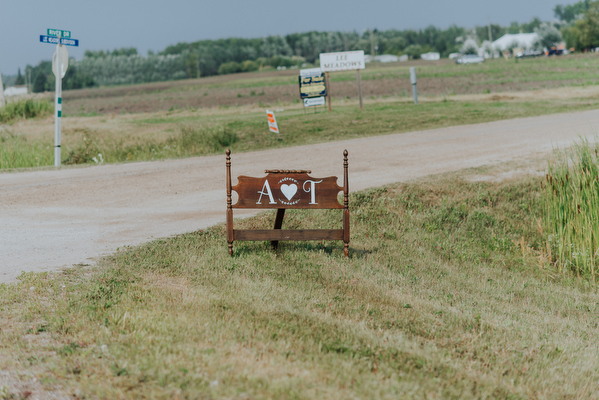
0, 0, 576, 75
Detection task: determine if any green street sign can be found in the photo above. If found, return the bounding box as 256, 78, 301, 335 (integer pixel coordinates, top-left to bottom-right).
47, 29, 71, 38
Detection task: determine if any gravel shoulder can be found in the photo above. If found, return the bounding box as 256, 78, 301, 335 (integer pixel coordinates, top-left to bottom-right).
2, 109, 598, 283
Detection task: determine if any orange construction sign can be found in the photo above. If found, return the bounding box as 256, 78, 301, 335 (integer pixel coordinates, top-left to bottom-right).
266, 110, 279, 133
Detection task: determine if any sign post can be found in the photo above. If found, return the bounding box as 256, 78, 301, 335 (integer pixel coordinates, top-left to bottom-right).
326, 72, 332, 111
319, 51, 365, 111
52, 45, 68, 166
357, 69, 363, 110
40, 28, 79, 166
410, 67, 418, 105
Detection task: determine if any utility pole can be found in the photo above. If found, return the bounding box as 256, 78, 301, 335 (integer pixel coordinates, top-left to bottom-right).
0, 66, 5, 107
370, 29, 375, 58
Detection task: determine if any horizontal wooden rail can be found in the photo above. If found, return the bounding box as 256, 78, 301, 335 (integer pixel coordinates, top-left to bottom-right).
234, 229, 343, 242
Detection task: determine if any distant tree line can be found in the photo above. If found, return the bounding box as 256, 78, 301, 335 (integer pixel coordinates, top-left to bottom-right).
22, 13, 573, 92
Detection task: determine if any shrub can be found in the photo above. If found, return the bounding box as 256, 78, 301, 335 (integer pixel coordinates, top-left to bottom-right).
0, 98, 53, 123
218, 61, 242, 75
241, 60, 259, 72
403, 45, 422, 59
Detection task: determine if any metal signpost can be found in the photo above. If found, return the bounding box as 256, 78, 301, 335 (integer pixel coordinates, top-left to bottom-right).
319, 51, 365, 111
39, 29, 79, 166
410, 67, 418, 105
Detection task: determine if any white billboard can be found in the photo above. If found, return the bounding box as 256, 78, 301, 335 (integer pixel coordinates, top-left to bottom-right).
319, 51, 365, 72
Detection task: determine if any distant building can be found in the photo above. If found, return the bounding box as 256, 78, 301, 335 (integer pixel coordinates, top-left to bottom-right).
4, 85, 28, 97
399, 55, 409, 62
421, 52, 440, 61
492, 33, 538, 51
364, 54, 399, 63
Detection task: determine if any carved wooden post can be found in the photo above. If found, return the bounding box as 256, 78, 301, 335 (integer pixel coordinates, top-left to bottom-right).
343, 149, 350, 257
226, 149, 233, 255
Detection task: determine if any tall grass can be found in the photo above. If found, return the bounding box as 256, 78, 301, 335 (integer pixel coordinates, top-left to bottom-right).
543, 137, 599, 281
0, 98, 52, 123
0, 125, 238, 169
0, 132, 53, 169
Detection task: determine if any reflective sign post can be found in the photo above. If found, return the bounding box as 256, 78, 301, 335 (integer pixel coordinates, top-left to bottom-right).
41, 28, 78, 166
52, 45, 68, 166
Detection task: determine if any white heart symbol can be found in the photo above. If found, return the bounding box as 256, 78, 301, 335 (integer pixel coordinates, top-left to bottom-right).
280, 184, 298, 201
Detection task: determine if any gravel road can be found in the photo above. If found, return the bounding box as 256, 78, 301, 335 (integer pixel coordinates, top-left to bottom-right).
2, 109, 599, 283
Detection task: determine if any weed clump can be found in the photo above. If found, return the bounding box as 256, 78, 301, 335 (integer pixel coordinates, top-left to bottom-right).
0, 98, 52, 123
542, 137, 599, 281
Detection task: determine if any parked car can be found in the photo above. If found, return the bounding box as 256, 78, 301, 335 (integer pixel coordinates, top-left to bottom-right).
516, 50, 543, 58
455, 54, 485, 64
546, 48, 564, 56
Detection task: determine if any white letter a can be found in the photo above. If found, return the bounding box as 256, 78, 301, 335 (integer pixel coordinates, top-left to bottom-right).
257, 180, 276, 204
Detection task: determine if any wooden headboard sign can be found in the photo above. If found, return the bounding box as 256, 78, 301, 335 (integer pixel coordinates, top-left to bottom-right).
226, 149, 349, 257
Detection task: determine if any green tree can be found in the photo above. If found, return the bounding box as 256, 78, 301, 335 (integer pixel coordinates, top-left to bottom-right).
554, 0, 591, 23
534, 23, 563, 49
563, 1, 599, 50
508, 21, 521, 34
33, 73, 47, 93
403, 44, 422, 59
218, 61, 242, 75
240, 60, 259, 72
520, 17, 543, 33
15, 68, 24, 85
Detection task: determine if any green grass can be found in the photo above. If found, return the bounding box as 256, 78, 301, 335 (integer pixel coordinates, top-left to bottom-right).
0, 98, 52, 124
5, 96, 599, 170
2, 170, 598, 398
542, 137, 599, 282
0, 132, 54, 169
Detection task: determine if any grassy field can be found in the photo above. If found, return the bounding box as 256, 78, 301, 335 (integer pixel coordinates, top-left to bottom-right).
3, 53, 599, 169
2, 166, 598, 398
5, 96, 599, 169
3, 53, 599, 170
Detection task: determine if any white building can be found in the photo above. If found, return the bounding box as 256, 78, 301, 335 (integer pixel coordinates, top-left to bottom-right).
364, 54, 399, 63
492, 33, 538, 51
421, 52, 440, 61
4, 85, 28, 97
